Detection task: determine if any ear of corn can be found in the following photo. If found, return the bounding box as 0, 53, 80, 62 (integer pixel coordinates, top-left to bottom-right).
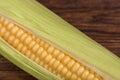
0, 0, 120, 80
0, 16, 103, 80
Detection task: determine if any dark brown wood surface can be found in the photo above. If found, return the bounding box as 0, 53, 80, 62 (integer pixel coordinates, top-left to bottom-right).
0, 0, 120, 80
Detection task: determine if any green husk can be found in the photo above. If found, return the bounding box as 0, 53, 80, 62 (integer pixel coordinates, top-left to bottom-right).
0, 0, 120, 80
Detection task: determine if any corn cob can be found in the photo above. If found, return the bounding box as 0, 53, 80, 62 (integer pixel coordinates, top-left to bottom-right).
0, 0, 120, 80
0, 16, 103, 80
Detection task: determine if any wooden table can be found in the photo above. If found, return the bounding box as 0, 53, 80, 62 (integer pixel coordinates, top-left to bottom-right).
0, 0, 120, 80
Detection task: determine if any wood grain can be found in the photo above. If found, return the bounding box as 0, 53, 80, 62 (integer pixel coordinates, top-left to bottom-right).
0, 0, 120, 80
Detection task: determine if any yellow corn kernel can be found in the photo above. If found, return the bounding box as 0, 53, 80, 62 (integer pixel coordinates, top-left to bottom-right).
0, 16, 103, 80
